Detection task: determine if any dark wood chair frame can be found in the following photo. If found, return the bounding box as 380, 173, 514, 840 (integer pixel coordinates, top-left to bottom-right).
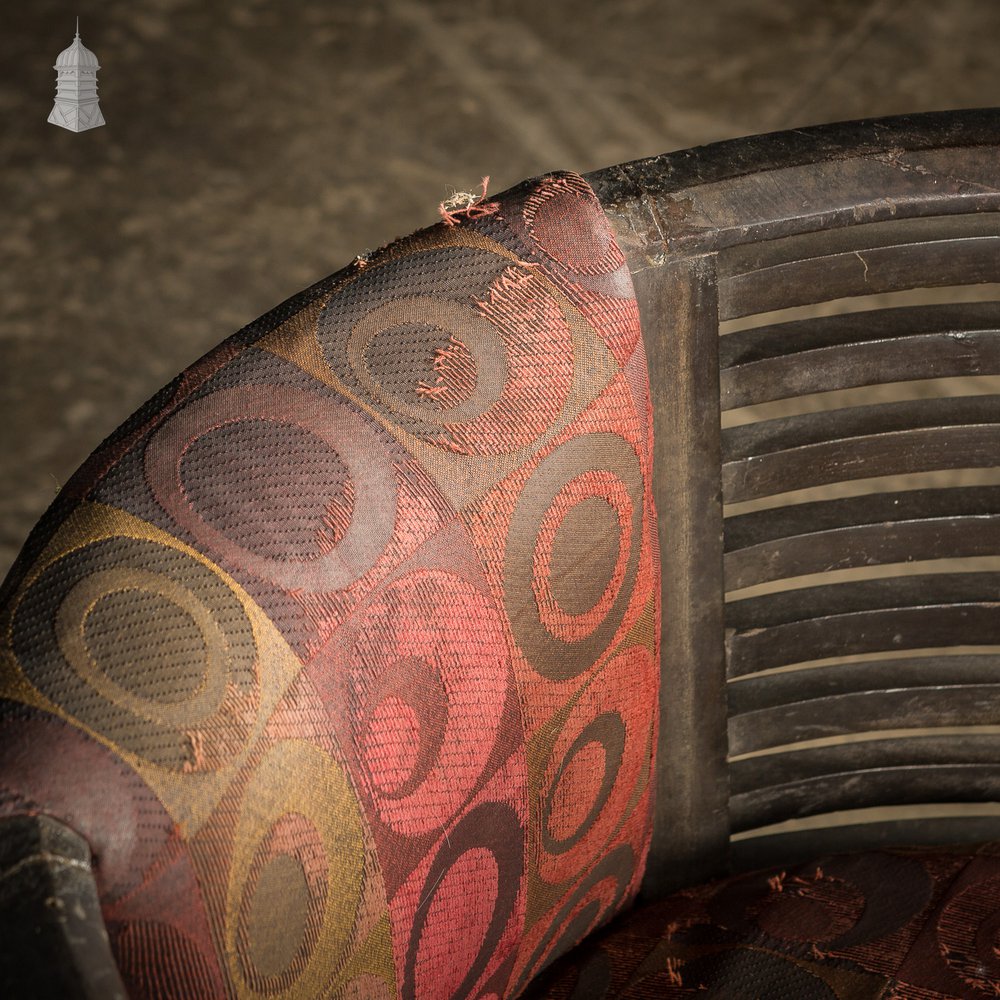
2, 108, 999, 995
586, 107, 1000, 898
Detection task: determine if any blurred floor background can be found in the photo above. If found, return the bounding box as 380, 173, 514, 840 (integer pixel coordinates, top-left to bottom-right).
1, 0, 999, 576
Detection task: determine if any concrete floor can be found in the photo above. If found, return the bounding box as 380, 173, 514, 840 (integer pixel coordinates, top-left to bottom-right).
1, 0, 999, 576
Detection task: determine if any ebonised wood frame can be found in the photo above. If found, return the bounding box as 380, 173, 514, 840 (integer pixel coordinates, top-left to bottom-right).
587, 108, 1000, 897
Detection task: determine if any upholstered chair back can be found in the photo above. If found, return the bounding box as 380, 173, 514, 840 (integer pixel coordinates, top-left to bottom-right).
0, 173, 659, 998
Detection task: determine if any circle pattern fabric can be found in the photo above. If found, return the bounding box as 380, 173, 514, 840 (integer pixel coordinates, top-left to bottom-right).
521, 845, 1000, 1000
0, 172, 659, 998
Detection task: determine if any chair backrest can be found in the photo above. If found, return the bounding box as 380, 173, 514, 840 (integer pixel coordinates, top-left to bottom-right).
0, 173, 660, 997
4, 108, 999, 996
587, 108, 1000, 894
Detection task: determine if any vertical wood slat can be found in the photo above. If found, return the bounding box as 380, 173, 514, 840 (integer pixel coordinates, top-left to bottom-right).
631, 254, 731, 896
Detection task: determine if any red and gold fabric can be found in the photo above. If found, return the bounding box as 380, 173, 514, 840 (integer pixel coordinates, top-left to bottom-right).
522, 843, 1000, 999
0, 173, 659, 998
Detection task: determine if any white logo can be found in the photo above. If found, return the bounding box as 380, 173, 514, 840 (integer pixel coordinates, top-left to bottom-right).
48, 18, 105, 132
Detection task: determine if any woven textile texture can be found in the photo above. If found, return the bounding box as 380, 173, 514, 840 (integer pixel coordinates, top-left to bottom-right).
0, 172, 659, 998
521, 843, 1000, 998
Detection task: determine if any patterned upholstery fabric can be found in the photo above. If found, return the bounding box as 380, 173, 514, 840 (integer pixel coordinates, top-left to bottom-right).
521, 843, 1000, 998
0, 173, 660, 998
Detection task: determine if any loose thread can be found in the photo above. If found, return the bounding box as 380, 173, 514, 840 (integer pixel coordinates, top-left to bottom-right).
439, 176, 499, 226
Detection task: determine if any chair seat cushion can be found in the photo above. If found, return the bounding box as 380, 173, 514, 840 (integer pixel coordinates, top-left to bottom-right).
522, 843, 1000, 998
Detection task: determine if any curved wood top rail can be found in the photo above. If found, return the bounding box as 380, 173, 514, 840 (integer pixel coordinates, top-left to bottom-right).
587, 109, 1000, 257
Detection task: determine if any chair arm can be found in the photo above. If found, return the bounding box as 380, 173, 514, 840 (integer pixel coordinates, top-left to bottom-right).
0, 814, 127, 999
